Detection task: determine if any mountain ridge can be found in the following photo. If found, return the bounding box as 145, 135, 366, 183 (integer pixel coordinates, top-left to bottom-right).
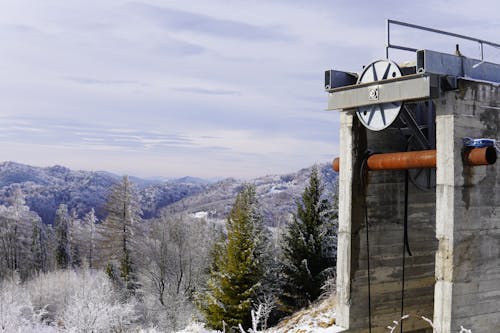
0, 161, 337, 226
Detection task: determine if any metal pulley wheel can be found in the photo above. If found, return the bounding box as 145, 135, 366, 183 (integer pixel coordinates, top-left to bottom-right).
356, 60, 403, 131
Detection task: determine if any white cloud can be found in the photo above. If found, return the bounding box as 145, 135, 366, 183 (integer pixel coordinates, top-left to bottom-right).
0, 0, 498, 177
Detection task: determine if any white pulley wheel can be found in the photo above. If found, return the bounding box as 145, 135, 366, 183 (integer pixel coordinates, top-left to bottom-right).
356, 60, 403, 131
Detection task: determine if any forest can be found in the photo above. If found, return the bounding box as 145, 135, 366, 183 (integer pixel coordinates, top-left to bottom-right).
0, 167, 338, 332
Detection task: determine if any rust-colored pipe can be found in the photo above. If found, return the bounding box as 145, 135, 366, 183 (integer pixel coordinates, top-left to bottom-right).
367, 150, 436, 171
332, 158, 340, 173
332, 147, 496, 172
465, 146, 497, 166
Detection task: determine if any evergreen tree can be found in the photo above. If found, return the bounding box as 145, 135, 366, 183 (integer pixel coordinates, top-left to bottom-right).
199, 185, 268, 331
31, 218, 48, 273
54, 204, 70, 269
101, 175, 141, 292
279, 167, 336, 313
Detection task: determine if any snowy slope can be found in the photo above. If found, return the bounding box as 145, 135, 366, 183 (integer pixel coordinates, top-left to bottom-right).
175, 294, 343, 333
163, 163, 337, 227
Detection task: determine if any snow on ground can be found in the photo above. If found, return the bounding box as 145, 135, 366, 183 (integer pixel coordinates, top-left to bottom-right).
176, 294, 344, 333
176, 322, 216, 333
192, 211, 209, 219
266, 294, 343, 333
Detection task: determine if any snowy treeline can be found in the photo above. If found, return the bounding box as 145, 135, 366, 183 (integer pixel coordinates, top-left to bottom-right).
0, 178, 218, 332
0, 167, 338, 332
0, 161, 209, 224
0, 269, 136, 332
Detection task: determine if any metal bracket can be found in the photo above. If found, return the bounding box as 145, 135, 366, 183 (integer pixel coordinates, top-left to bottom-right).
400, 105, 431, 150
324, 70, 358, 90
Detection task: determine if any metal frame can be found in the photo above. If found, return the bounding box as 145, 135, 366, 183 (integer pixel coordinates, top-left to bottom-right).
386, 19, 500, 60
327, 73, 438, 110
417, 49, 500, 83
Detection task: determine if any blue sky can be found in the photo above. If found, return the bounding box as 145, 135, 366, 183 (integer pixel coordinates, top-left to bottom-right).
1, 0, 499, 178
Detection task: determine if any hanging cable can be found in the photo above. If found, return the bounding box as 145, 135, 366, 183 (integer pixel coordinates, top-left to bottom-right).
360, 150, 373, 333
400, 169, 413, 333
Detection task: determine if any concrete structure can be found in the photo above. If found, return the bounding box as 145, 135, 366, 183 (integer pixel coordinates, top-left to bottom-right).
331, 73, 500, 332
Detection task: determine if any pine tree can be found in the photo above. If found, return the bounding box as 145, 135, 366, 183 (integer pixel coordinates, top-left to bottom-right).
54, 204, 70, 269
199, 184, 268, 331
101, 176, 141, 292
31, 218, 48, 273
279, 167, 336, 313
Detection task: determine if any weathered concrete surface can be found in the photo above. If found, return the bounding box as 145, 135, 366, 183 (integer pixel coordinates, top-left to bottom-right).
336, 111, 366, 330
335, 79, 500, 333
433, 80, 500, 333
336, 116, 437, 332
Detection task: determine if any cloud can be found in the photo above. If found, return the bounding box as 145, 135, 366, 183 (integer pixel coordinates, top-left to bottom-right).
1, 23, 39, 34
153, 39, 205, 56
129, 3, 294, 41
171, 86, 241, 96
1, 0, 499, 178
64, 76, 147, 86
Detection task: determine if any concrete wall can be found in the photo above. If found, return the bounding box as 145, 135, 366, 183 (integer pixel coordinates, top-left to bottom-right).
337, 113, 437, 333
434, 80, 500, 333
336, 79, 500, 333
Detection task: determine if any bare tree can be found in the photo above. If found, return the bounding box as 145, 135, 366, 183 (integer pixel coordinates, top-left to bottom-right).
137, 214, 215, 331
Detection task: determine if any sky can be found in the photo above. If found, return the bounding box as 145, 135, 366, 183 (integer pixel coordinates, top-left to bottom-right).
1, 0, 500, 179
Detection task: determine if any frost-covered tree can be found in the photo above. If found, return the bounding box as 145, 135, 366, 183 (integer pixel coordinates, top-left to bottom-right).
61, 269, 137, 332
279, 167, 336, 313
199, 184, 268, 331
0, 187, 41, 279
80, 208, 98, 268
14, 268, 139, 332
138, 215, 215, 331
54, 204, 71, 269
101, 175, 142, 292
0, 272, 50, 332
68, 208, 81, 268
31, 218, 49, 274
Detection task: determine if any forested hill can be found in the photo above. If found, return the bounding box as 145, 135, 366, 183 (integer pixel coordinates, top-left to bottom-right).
163, 163, 338, 227
0, 161, 209, 224
0, 161, 337, 225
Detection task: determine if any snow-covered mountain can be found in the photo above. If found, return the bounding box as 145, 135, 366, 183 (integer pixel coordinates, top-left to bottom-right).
0, 161, 209, 224
163, 164, 337, 227
0, 161, 337, 226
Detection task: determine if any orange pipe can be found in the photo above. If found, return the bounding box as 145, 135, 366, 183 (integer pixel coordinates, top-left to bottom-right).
332, 147, 496, 172
367, 150, 436, 171
465, 146, 497, 166
332, 158, 340, 173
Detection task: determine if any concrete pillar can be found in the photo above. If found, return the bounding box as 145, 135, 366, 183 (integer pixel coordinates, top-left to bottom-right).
334, 79, 500, 333
336, 111, 355, 329
336, 111, 367, 331
433, 80, 500, 333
